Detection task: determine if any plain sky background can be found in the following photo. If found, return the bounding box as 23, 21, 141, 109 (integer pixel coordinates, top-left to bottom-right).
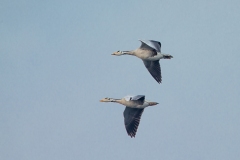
1, 0, 240, 160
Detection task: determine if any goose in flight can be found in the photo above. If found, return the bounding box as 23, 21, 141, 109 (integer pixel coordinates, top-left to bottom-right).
112, 40, 173, 83
100, 95, 158, 138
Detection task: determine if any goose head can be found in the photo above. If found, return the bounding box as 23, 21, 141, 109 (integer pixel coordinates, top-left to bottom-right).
100, 97, 114, 102
112, 51, 124, 56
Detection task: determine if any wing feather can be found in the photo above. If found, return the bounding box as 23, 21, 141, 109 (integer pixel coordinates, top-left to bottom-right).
124, 95, 145, 104
139, 40, 161, 52
143, 60, 162, 83
123, 107, 144, 138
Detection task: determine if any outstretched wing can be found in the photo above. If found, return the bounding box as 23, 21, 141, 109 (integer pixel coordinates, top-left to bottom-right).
143, 60, 162, 83
131, 95, 145, 102
123, 107, 144, 138
124, 95, 145, 104
139, 40, 161, 52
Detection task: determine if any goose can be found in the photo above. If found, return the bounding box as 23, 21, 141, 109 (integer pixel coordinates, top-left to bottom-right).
112, 40, 173, 83
100, 95, 158, 138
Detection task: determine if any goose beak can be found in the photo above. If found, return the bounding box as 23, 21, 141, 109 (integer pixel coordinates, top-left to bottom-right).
100, 99, 105, 102
100, 98, 109, 102
111, 51, 118, 55
112, 51, 122, 56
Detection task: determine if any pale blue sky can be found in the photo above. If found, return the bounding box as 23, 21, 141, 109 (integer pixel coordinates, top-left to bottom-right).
1, 0, 240, 160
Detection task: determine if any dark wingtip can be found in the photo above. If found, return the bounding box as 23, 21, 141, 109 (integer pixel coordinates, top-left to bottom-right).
128, 133, 136, 138
155, 78, 162, 84
157, 79, 162, 84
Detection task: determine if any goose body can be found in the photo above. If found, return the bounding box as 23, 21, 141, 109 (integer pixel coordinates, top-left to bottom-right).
100, 95, 158, 138
112, 40, 173, 83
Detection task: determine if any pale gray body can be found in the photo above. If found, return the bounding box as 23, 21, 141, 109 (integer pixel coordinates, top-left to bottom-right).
100, 95, 158, 137
112, 40, 173, 83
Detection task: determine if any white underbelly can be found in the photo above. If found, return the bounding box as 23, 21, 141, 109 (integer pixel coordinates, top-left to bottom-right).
128, 102, 149, 109
146, 53, 163, 61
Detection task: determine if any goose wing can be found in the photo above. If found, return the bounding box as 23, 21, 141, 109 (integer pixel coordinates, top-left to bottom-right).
143, 60, 162, 83
139, 40, 161, 52
123, 107, 144, 138
124, 95, 145, 104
